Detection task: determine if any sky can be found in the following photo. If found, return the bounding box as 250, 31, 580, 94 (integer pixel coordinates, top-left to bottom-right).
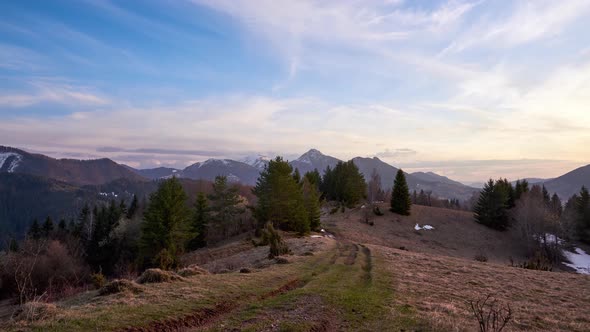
1, 0, 589, 183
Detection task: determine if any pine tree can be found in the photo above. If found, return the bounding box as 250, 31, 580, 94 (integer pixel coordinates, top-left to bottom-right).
293, 168, 301, 184
127, 194, 139, 219
253, 157, 310, 235
28, 219, 41, 240
576, 186, 590, 243
390, 169, 411, 215
304, 169, 321, 190
8, 237, 19, 252
58, 218, 67, 231
42, 216, 54, 237
320, 161, 366, 207
208, 176, 245, 239
474, 179, 509, 230
189, 192, 209, 249
550, 193, 562, 217
139, 177, 192, 269
542, 185, 551, 207
302, 177, 321, 231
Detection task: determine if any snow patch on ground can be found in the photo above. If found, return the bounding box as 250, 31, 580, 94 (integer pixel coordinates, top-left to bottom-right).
0, 152, 22, 172
414, 224, 434, 231
562, 247, 590, 275
310, 235, 323, 238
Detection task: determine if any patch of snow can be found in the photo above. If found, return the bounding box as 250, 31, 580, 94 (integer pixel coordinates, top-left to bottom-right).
172, 169, 178, 173
0, 152, 22, 172
361, 205, 366, 209
535, 233, 564, 245
320, 229, 325, 233
310, 235, 323, 238
415, 224, 434, 231
226, 173, 240, 183
562, 247, 590, 275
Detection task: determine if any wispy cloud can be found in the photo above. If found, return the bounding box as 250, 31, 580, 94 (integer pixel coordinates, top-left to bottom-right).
0, 80, 109, 108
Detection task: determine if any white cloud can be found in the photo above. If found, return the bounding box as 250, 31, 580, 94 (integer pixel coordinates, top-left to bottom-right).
0, 81, 109, 107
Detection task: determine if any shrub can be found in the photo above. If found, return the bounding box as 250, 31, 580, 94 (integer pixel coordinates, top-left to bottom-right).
91, 272, 106, 289
262, 223, 291, 259
372, 205, 384, 216
474, 253, 488, 263
99, 279, 143, 296
510, 251, 552, 271
135, 269, 184, 284
239, 268, 252, 273
329, 206, 339, 215
14, 301, 57, 322
177, 265, 209, 277
467, 294, 513, 332
275, 257, 289, 264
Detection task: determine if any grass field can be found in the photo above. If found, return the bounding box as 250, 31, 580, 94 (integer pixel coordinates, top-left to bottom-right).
3, 204, 590, 331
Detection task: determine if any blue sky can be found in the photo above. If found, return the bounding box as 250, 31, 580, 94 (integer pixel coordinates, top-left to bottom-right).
1, 0, 589, 182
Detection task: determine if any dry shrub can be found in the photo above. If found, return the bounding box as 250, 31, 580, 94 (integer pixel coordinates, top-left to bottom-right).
91, 272, 106, 289
14, 301, 57, 322
177, 265, 210, 277
135, 269, 184, 284
0, 240, 89, 302
275, 257, 289, 264
467, 294, 513, 332
239, 268, 252, 273
474, 253, 488, 262
99, 279, 143, 296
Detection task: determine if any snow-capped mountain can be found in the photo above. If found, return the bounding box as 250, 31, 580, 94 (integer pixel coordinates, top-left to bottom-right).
290, 149, 341, 175
241, 154, 270, 170
179, 158, 260, 185
0, 151, 22, 173
0, 146, 146, 185
129, 166, 180, 180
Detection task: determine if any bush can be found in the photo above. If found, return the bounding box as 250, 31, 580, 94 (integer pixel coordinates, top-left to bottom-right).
262, 223, 291, 259
239, 268, 252, 273
372, 205, 384, 216
467, 294, 512, 332
0, 240, 89, 302
275, 257, 289, 264
135, 269, 184, 284
329, 206, 339, 215
177, 265, 209, 277
99, 279, 143, 296
474, 253, 488, 263
14, 301, 58, 322
91, 272, 106, 289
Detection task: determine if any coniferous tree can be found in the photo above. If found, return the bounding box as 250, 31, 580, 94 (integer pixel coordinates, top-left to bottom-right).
304, 169, 321, 191
139, 177, 192, 269
550, 193, 562, 217
293, 168, 301, 184
58, 218, 67, 231
253, 157, 309, 235
42, 216, 54, 237
320, 161, 366, 207
208, 176, 245, 239
390, 169, 411, 215
189, 192, 209, 249
127, 194, 139, 219
302, 177, 321, 231
542, 185, 551, 207
576, 186, 590, 243
8, 237, 19, 252
28, 219, 41, 240
474, 179, 510, 230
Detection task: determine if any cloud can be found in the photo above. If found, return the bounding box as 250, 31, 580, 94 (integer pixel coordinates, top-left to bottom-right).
0, 80, 109, 107
376, 148, 417, 159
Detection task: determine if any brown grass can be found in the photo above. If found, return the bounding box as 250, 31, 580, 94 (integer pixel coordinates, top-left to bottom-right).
99, 280, 144, 296
373, 244, 590, 331
177, 265, 210, 277
135, 269, 185, 284
325, 204, 527, 264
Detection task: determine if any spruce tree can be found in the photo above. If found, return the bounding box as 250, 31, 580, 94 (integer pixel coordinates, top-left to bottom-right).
474, 179, 509, 230
42, 216, 54, 237
139, 177, 192, 269
127, 194, 139, 219
576, 186, 590, 243
28, 219, 41, 240
189, 192, 209, 249
390, 169, 411, 215
304, 169, 321, 190
253, 157, 309, 235
302, 177, 321, 231
550, 193, 562, 217
208, 176, 244, 239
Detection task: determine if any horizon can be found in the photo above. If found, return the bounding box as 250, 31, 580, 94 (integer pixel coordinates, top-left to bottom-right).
1, 1, 590, 182
6, 144, 586, 185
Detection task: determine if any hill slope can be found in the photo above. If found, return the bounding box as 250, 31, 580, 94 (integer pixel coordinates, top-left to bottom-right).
544, 164, 590, 199
0, 146, 146, 185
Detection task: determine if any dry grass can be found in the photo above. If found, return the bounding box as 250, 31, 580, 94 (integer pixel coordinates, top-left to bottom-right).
177, 265, 210, 277
325, 204, 528, 264
373, 244, 590, 331
13, 302, 57, 322
135, 269, 185, 284
99, 280, 144, 296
